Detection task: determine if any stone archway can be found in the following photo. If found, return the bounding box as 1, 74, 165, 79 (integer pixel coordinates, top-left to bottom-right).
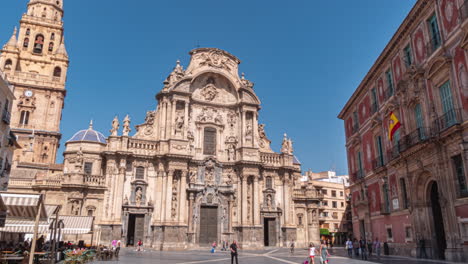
427, 181, 447, 260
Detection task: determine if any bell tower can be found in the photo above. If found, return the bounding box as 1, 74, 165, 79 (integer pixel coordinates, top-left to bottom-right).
0, 0, 68, 169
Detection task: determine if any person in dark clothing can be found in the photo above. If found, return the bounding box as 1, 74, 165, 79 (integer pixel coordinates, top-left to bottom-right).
367, 239, 373, 257
230, 241, 238, 264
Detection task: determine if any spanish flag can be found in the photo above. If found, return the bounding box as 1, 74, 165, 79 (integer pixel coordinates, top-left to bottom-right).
388, 112, 401, 141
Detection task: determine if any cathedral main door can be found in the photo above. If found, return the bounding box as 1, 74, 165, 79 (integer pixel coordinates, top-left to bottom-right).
263, 218, 277, 246
127, 214, 145, 246
199, 206, 218, 245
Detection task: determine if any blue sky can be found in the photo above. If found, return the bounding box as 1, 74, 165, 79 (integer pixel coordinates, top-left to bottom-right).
0, 0, 416, 174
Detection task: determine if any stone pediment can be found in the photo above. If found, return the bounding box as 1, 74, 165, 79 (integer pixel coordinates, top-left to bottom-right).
186, 48, 240, 79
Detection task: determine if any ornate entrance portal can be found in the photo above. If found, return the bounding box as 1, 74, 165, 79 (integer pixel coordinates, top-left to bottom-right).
127, 214, 145, 246
263, 218, 277, 246
199, 206, 218, 245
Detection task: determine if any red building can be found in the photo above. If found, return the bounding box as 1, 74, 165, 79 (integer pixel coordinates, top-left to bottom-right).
338, 0, 468, 261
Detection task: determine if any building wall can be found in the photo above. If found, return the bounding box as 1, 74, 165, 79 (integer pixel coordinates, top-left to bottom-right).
0, 69, 15, 191
339, 0, 468, 262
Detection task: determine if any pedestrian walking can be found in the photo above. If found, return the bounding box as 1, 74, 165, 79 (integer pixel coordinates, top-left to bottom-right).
290, 239, 295, 254
373, 238, 381, 259
308, 243, 317, 264
211, 241, 217, 253
230, 240, 239, 264
320, 240, 330, 264
345, 238, 353, 258
353, 238, 360, 257
115, 240, 121, 258
137, 239, 143, 252
367, 239, 373, 257
359, 238, 367, 260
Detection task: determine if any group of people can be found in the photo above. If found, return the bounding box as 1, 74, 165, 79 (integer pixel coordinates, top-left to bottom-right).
307, 240, 330, 264
345, 237, 381, 260
209, 240, 239, 264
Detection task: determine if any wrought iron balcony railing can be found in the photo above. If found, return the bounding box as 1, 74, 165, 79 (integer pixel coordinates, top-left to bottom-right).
432, 108, 461, 134
381, 202, 391, 215
426, 35, 442, 56
372, 155, 386, 170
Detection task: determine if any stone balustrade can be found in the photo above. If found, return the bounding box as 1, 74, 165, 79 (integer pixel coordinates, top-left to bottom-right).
260, 152, 283, 166
293, 188, 324, 200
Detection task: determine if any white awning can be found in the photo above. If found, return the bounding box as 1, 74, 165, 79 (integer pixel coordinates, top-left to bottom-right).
0, 193, 47, 219
51, 216, 94, 234
0, 219, 49, 233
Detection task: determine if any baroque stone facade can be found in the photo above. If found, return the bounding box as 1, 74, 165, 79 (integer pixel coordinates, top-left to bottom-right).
58, 48, 322, 249
339, 0, 468, 262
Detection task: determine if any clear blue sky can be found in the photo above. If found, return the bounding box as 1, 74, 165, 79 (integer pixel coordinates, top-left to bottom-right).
1, 0, 416, 174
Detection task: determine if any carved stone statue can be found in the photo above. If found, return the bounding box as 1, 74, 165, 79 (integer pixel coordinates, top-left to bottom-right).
267, 194, 272, 208
201, 84, 218, 101
123, 115, 131, 136
281, 133, 294, 154
189, 171, 197, 183
175, 114, 184, 135
123, 195, 129, 205
110, 116, 119, 136
205, 168, 215, 186
227, 144, 236, 161
135, 187, 143, 206
245, 123, 253, 141
225, 173, 233, 185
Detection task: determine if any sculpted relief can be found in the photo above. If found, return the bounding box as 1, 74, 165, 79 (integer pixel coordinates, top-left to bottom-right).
191, 74, 237, 105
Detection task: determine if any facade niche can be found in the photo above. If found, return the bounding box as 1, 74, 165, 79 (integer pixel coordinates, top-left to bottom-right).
33, 34, 44, 54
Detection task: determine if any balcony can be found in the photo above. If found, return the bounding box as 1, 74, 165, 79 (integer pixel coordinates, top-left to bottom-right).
426, 35, 442, 57
403, 127, 431, 148
2, 110, 11, 124
460, 0, 468, 22
432, 108, 461, 134
384, 88, 394, 100
381, 202, 391, 215
293, 188, 324, 201
371, 102, 378, 114
350, 170, 364, 182
372, 155, 386, 170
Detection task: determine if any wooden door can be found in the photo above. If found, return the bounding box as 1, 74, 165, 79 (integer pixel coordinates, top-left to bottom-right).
134, 214, 145, 244
268, 218, 277, 246
199, 206, 218, 245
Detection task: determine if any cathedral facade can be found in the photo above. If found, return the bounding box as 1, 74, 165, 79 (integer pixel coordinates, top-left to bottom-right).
2, 1, 323, 249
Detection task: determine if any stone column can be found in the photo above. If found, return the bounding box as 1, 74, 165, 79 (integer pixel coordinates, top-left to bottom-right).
161, 100, 167, 139
253, 176, 260, 226
253, 111, 258, 148
228, 197, 232, 232
114, 160, 126, 221
165, 170, 174, 222
160, 170, 168, 223
178, 171, 187, 224
183, 101, 189, 138
188, 193, 194, 232
241, 110, 246, 146
283, 177, 290, 225
154, 170, 164, 223
170, 100, 177, 137
241, 176, 247, 226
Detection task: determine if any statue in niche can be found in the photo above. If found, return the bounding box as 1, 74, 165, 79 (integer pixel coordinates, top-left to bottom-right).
245, 123, 253, 142
135, 187, 143, 206
75, 148, 83, 172
110, 116, 119, 136
175, 114, 184, 135
189, 171, 197, 183
70, 200, 81, 216
123, 115, 131, 136
266, 194, 272, 209
227, 144, 236, 161
225, 173, 233, 185
312, 209, 317, 219
171, 195, 177, 218
227, 111, 237, 128
207, 193, 214, 204
205, 168, 215, 186
123, 195, 129, 205
145, 111, 156, 125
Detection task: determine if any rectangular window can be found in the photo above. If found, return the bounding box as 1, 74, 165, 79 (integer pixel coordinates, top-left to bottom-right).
357, 151, 364, 178
414, 104, 426, 140
353, 111, 359, 131
371, 88, 378, 113
135, 167, 145, 179
332, 201, 337, 208
322, 189, 328, 195
452, 155, 468, 196
439, 81, 456, 127
386, 70, 394, 97
387, 228, 393, 239
323, 200, 328, 206
341, 202, 344, 207
383, 183, 390, 213
405, 226, 412, 239
203, 127, 217, 155
400, 178, 409, 209
428, 14, 441, 50
376, 136, 385, 166
340, 191, 344, 197
331, 190, 337, 197
404, 45, 413, 66
334, 223, 339, 229
84, 162, 93, 175
323, 212, 329, 217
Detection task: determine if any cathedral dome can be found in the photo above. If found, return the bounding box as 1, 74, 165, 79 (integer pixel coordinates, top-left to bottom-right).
67, 121, 106, 144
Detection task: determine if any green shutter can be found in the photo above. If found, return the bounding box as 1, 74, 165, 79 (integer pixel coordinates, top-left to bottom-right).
439, 81, 456, 126
429, 14, 441, 48
414, 104, 425, 139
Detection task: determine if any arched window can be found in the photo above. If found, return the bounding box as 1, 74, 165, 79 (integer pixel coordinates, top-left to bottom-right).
135, 166, 145, 179
203, 127, 216, 155
23, 37, 29, 48
266, 176, 273, 189
26, 29, 30, 36
53, 67, 61, 77
50, 33, 55, 40
48, 42, 54, 52
42, 8, 47, 18
4, 60, 12, 70
33, 34, 44, 54
20, 111, 30, 125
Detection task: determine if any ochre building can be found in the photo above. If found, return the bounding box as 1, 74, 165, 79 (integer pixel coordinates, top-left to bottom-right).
339, 0, 468, 262
1, 1, 323, 249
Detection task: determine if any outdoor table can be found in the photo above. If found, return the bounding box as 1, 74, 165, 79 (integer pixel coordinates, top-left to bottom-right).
0, 255, 24, 264
33, 252, 47, 264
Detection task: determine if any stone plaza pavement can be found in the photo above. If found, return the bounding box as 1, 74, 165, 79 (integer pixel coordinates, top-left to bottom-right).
91, 247, 459, 264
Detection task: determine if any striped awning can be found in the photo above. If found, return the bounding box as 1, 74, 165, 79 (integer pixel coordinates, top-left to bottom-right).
51, 216, 94, 234
0, 193, 47, 219
0, 219, 49, 233
45, 205, 60, 218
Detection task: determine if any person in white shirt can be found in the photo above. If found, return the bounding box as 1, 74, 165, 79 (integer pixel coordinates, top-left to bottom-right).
346, 238, 353, 258
308, 243, 317, 264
